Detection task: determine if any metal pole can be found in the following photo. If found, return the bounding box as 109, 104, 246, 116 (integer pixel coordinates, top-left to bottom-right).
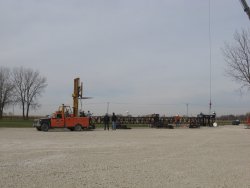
12, 104, 14, 119
186, 103, 189, 117
209, 0, 212, 115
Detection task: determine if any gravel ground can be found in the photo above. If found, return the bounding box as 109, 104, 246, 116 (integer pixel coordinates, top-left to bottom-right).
0, 126, 250, 188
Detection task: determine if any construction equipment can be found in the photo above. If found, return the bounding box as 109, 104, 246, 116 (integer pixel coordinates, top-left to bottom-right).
244, 117, 250, 128
115, 120, 131, 129
189, 117, 200, 128
72, 78, 91, 117
149, 114, 174, 129
189, 112, 216, 128
239, 0, 250, 20
33, 78, 94, 131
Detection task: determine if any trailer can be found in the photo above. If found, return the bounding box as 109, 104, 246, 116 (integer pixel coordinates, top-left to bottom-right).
149, 114, 174, 129
244, 117, 250, 129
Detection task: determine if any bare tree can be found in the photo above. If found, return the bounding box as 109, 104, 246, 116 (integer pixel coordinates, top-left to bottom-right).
12, 67, 47, 119
0, 67, 14, 118
222, 29, 250, 90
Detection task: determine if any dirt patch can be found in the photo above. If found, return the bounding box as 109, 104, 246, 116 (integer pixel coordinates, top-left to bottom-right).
0, 126, 250, 188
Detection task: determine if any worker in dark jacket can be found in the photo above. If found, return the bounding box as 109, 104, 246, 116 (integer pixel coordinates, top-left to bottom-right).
111, 112, 117, 130
103, 113, 110, 130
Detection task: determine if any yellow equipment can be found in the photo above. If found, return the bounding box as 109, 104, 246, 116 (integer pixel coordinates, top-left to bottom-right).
72, 78, 91, 117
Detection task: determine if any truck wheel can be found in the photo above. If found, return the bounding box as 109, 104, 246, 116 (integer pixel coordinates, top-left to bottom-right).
41, 123, 49, 132
74, 124, 82, 131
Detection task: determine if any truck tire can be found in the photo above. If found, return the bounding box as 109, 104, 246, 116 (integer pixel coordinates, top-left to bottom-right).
41, 123, 49, 132
74, 124, 82, 131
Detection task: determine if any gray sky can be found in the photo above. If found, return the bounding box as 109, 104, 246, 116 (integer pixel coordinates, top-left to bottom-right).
1, 0, 250, 116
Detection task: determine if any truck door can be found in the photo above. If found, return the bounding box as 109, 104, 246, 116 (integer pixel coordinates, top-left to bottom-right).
51, 113, 64, 128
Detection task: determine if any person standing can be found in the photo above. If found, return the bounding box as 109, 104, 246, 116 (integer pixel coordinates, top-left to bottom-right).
175, 114, 180, 127
103, 113, 110, 131
111, 112, 117, 130
87, 110, 92, 117
87, 110, 93, 127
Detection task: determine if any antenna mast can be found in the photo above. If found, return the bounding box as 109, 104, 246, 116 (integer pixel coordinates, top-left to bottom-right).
208, 0, 212, 114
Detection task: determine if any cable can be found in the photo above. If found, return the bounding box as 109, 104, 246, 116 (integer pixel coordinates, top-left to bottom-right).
208, 0, 212, 114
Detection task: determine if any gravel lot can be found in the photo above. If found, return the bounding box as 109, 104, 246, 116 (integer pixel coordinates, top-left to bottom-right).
0, 126, 250, 188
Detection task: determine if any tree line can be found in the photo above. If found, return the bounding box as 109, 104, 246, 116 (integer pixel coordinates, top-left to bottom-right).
0, 66, 47, 119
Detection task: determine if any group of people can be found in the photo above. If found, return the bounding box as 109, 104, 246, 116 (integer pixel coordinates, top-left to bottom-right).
103, 112, 117, 131
79, 110, 93, 117
78, 110, 118, 131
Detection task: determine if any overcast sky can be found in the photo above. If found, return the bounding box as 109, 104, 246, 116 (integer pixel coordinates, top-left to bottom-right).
1, 0, 249, 116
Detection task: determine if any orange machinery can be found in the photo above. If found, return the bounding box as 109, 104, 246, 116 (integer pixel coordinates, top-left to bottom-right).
245, 116, 250, 129
33, 78, 93, 131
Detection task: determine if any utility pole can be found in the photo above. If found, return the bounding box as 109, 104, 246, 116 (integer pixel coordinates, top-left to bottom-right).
240, 0, 250, 20
12, 104, 15, 117
186, 103, 189, 117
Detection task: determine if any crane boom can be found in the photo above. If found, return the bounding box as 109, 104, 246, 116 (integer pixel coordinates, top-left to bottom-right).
72, 78, 92, 117
73, 78, 80, 117
240, 0, 250, 20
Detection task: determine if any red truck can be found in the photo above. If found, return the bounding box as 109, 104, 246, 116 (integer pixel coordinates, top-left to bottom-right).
33, 105, 94, 131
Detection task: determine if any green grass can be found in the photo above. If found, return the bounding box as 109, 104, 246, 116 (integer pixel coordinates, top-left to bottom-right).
0, 119, 34, 128
216, 120, 244, 126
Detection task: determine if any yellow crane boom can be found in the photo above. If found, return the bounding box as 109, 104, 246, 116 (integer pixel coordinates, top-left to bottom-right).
72, 78, 91, 117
